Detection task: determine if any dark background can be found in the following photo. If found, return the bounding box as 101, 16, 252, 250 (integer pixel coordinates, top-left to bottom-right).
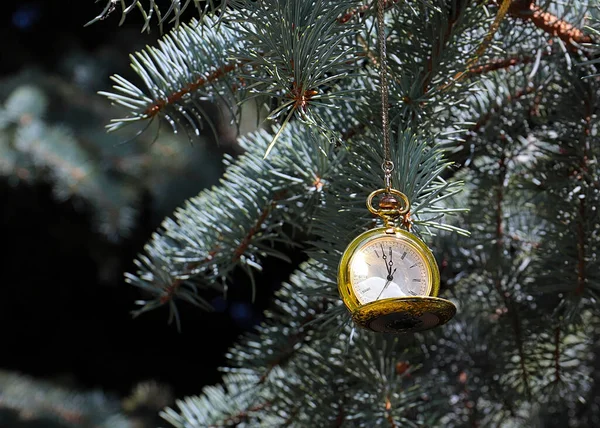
0, 0, 298, 403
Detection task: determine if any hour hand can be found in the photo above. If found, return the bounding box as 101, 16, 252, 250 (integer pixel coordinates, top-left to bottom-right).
387, 246, 394, 278
381, 244, 391, 275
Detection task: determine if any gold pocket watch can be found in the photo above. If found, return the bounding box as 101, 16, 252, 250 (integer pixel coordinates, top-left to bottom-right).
338, 188, 457, 334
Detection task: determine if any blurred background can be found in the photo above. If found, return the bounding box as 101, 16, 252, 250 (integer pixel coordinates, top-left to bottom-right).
0, 1, 297, 425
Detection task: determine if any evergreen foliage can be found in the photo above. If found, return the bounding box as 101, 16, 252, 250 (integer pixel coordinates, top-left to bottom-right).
0, 370, 131, 427
0, 371, 173, 427
0, 71, 222, 240
92, 0, 600, 426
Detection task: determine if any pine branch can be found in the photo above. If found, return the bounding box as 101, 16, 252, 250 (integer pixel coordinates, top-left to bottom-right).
341, 55, 544, 150
383, 2, 509, 134
101, 1, 362, 154
154, 179, 288, 309
575, 95, 592, 295
494, 154, 532, 400
253, 311, 317, 384
436, 58, 600, 414
553, 325, 561, 384
0, 81, 143, 240
215, 402, 270, 427
143, 60, 245, 121
161, 266, 343, 426
527, 68, 600, 321
509, 0, 593, 49
154, 122, 464, 426
90, 0, 600, 425
526, 319, 596, 407
467, 55, 537, 75
126, 124, 338, 328
231, 0, 361, 156
86, 0, 245, 33
159, 372, 267, 427
444, 56, 560, 173
461, 85, 533, 146
422, 0, 468, 95
100, 16, 248, 137
96, 0, 377, 142
99, 0, 513, 155
0, 370, 131, 428
425, 118, 557, 421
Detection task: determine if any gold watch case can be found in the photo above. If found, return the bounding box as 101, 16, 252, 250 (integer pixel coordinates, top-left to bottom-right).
338, 227, 456, 334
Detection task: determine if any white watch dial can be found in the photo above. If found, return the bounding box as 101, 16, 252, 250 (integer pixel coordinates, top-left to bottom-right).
349, 237, 430, 304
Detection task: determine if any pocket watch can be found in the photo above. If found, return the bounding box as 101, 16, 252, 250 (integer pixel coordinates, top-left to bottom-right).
338, 188, 457, 334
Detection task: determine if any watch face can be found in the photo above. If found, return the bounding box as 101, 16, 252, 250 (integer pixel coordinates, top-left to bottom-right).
349, 235, 432, 305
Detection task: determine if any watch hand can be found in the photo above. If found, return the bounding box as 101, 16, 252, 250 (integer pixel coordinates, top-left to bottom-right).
381, 244, 392, 275
376, 268, 397, 300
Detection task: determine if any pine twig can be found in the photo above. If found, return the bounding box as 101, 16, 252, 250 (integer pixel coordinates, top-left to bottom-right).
576, 193, 587, 295
209, 403, 270, 428
159, 250, 218, 304
467, 55, 536, 75
509, 0, 592, 48
575, 97, 592, 295
554, 326, 561, 384
232, 190, 287, 262
144, 61, 245, 119
423, 2, 467, 94
493, 154, 532, 400
337, 0, 400, 24
334, 402, 346, 427
256, 300, 325, 384
385, 395, 397, 428
158, 191, 286, 307
445, 85, 535, 175
338, 3, 371, 24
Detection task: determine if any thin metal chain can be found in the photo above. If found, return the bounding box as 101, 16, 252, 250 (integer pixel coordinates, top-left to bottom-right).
377, 0, 393, 190
375, 0, 510, 188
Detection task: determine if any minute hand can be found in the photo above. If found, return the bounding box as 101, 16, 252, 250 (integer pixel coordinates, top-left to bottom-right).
375, 268, 397, 300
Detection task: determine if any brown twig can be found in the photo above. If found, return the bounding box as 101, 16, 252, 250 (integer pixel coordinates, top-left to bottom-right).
144, 61, 245, 117
468, 55, 534, 75
509, 0, 592, 49
146, 1, 395, 123
159, 250, 218, 304
576, 195, 587, 295
159, 191, 287, 305
340, 122, 367, 142
209, 403, 270, 428
338, 3, 371, 24
334, 401, 346, 426
337, 0, 400, 24
233, 190, 287, 262
385, 395, 397, 427
554, 326, 561, 383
